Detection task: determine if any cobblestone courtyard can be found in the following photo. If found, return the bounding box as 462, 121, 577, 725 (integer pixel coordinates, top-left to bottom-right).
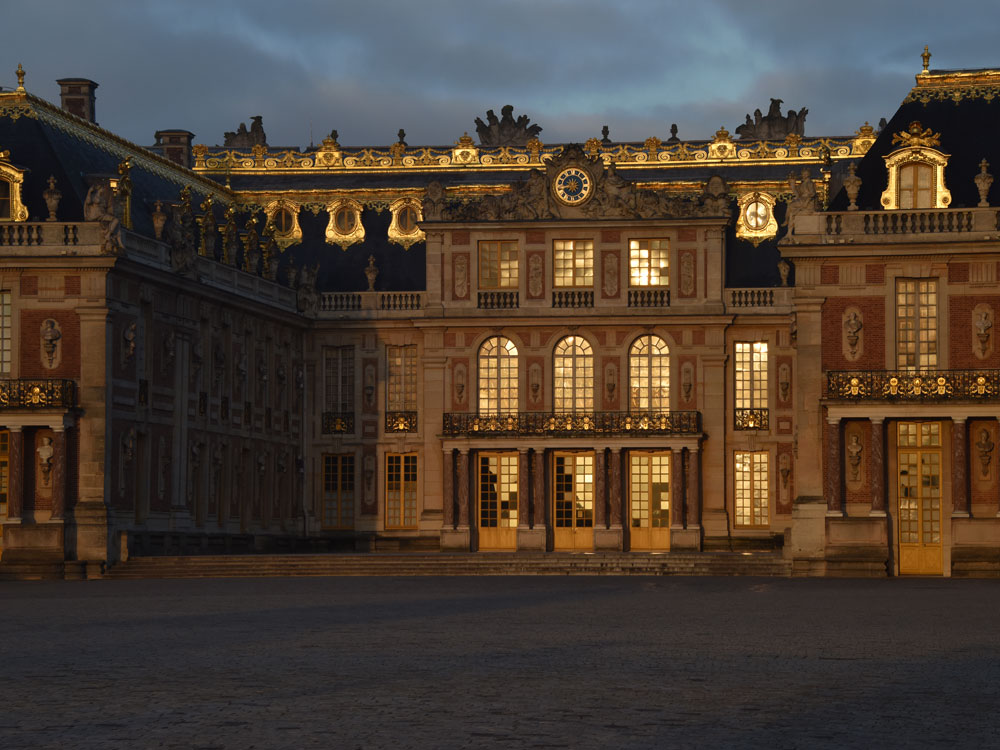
3, 576, 999, 749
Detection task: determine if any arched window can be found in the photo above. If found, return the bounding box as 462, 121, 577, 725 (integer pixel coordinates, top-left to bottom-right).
478, 336, 518, 415
629, 335, 670, 411
899, 163, 933, 209
553, 336, 593, 413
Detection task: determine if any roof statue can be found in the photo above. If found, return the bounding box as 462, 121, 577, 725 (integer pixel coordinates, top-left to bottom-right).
223, 115, 267, 148
474, 105, 542, 147
735, 98, 808, 140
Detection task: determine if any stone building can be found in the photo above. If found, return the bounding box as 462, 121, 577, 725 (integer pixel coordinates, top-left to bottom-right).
0, 52, 997, 577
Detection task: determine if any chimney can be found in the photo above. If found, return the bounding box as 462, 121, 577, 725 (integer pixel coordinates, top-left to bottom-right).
153, 130, 196, 168
56, 78, 98, 123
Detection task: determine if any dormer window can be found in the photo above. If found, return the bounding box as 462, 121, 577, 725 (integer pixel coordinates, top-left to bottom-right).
880, 122, 951, 210
0, 180, 10, 220
0, 150, 28, 222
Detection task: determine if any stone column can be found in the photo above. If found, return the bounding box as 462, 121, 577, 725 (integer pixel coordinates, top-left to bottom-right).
456, 449, 470, 529
51, 427, 67, 521
593, 449, 606, 529
441, 449, 454, 529
608, 448, 622, 528
671, 448, 685, 528
532, 449, 546, 527
7, 427, 23, 521
952, 417, 969, 517
793, 298, 826, 501
870, 418, 886, 516
699, 352, 728, 538
686, 446, 701, 527
518, 449, 530, 530
825, 416, 842, 515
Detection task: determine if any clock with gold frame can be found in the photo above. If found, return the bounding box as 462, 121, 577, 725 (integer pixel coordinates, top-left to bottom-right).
736, 191, 778, 245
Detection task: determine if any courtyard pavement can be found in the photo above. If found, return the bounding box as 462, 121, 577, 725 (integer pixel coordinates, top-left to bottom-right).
2, 576, 999, 749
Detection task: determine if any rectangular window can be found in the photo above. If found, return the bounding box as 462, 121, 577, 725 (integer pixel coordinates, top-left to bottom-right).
386, 345, 417, 411
896, 279, 937, 370
735, 451, 769, 527
386, 453, 418, 529
478, 241, 518, 289
324, 346, 354, 412
553, 453, 594, 529
478, 452, 518, 528
553, 240, 593, 288
322, 454, 355, 529
629, 239, 669, 287
735, 341, 768, 429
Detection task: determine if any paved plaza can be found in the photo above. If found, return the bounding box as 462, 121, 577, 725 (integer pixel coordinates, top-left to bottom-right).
3, 576, 999, 749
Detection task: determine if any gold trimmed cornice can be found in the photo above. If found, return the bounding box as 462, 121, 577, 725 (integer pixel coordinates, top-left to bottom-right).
905, 68, 1000, 105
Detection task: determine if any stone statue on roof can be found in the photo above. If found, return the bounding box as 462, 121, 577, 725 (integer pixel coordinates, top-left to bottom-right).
735, 98, 808, 140
475, 105, 542, 147
224, 115, 268, 148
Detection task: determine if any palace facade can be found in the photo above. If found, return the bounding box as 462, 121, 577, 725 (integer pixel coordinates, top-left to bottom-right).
1, 53, 998, 577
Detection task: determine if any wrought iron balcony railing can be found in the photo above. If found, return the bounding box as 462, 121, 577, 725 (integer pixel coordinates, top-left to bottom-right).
443, 410, 701, 438
734, 408, 769, 430
827, 369, 1000, 402
385, 411, 419, 432
0, 379, 76, 409
322, 411, 355, 434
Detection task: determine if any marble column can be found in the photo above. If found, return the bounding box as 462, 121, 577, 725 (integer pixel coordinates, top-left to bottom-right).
532, 449, 546, 528
686, 447, 701, 527
51, 427, 67, 521
441, 449, 454, 529
7, 427, 23, 520
593, 450, 606, 529
518, 449, 531, 530
870, 418, 886, 516
456, 449, 470, 529
825, 417, 842, 515
608, 448, 622, 528
671, 448, 685, 528
953, 417, 969, 517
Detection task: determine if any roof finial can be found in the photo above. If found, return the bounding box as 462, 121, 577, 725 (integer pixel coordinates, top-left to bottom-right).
15, 63, 25, 93
921, 45, 931, 75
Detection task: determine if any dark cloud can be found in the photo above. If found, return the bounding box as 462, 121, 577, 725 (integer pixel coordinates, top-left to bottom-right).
4, 1, 1000, 148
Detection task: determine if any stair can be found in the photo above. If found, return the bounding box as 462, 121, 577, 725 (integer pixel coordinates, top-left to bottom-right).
103, 551, 792, 579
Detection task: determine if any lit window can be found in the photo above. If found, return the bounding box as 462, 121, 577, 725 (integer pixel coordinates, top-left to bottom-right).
324, 346, 354, 412
386, 453, 418, 529
0, 292, 10, 375
386, 345, 417, 411
478, 241, 518, 289
553, 336, 593, 413
479, 452, 518, 529
553, 240, 593, 288
478, 336, 518, 415
553, 453, 593, 529
735, 341, 768, 429
0, 181, 10, 220
629, 239, 669, 287
629, 335, 670, 411
735, 451, 769, 527
322, 454, 355, 529
630, 452, 670, 529
896, 279, 937, 370
898, 163, 933, 209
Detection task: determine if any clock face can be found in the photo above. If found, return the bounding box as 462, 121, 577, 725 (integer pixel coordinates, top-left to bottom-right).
554, 167, 593, 205
744, 200, 769, 230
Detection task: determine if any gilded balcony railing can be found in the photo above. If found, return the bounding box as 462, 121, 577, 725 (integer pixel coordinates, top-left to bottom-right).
322, 411, 355, 434
826, 370, 1000, 401
443, 410, 701, 437
0, 379, 76, 408
385, 411, 419, 432
734, 408, 769, 430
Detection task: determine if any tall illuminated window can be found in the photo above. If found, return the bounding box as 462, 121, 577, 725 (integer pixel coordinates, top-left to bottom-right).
478, 336, 518, 415
896, 279, 937, 370
629, 239, 669, 287
553, 240, 593, 288
735, 451, 769, 527
322, 454, 354, 529
478, 452, 518, 529
386, 345, 417, 411
735, 341, 768, 429
630, 452, 670, 528
478, 241, 518, 289
324, 346, 354, 412
899, 163, 933, 209
553, 453, 594, 529
386, 453, 418, 529
553, 336, 593, 413
629, 335, 670, 411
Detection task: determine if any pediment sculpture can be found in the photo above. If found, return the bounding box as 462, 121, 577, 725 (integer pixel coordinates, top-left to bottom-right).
475, 105, 542, 147
735, 98, 808, 140
223, 115, 267, 148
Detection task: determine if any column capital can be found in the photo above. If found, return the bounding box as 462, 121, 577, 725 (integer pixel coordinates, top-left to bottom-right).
826, 415, 842, 425
870, 416, 885, 425
953, 416, 968, 425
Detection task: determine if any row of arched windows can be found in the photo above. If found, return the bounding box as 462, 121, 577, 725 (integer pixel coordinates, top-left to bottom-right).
477, 334, 671, 415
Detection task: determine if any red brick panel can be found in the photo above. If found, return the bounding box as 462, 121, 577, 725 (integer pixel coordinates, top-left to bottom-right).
64, 275, 81, 296
601, 230, 620, 244
865, 264, 885, 285
948, 262, 970, 283
821, 265, 839, 285
20, 310, 81, 378
451, 230, 470, 246
21, 276, 38, 295
821, 297, 885, 370
949, 295, 1000, 368
677, 228, 697, 243
525, 230, 545, 245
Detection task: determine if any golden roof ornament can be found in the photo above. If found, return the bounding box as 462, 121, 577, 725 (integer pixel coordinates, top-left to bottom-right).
15, 63, 25, 93
891, 121, 941, 148
0, 148, 10, 161
455, 132, 475, 149
921, 45, 931, 75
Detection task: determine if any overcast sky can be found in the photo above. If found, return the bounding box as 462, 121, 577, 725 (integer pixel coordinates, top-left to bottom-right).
4, 1, 999, 149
